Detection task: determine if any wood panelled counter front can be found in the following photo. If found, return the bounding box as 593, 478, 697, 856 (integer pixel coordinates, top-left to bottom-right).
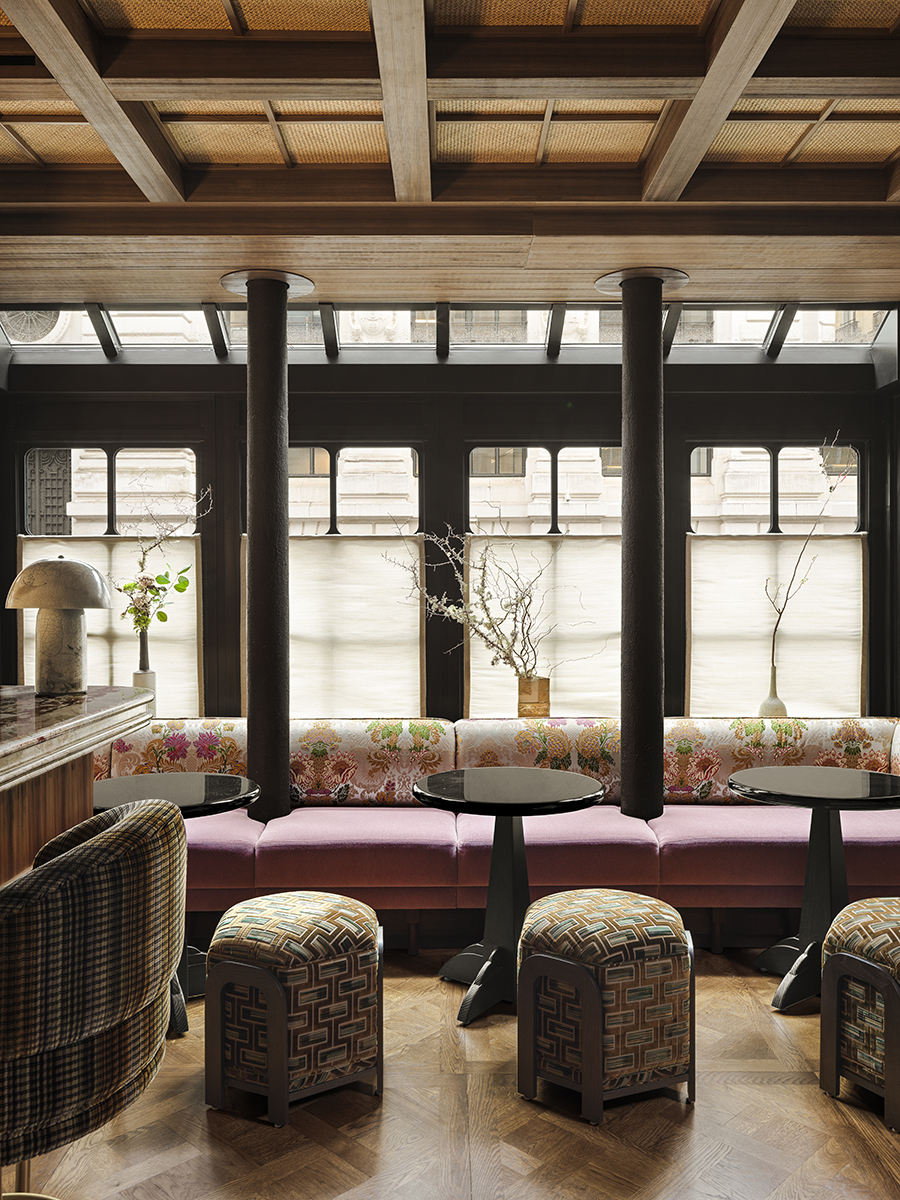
0, 685, 154, 884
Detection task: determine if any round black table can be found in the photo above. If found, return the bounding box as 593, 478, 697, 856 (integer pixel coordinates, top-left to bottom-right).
728, 765, 900, 1010
413, 766, 606, 1025
94, 772, 259, 816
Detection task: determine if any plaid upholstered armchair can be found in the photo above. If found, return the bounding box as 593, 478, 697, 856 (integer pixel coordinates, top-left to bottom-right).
0, 800, 186, 1198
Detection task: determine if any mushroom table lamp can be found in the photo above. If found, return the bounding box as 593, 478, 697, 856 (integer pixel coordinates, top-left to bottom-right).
6, 556, 112, 696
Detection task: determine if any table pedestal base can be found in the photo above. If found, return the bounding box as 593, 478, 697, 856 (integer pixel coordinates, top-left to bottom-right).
439, 814, 529, 1024
754, 808, 848, 1010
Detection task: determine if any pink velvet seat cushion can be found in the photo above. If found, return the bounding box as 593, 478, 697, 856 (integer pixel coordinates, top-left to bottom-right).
184, 809, 264, 890
840, 809, 900, 894
650, 805, 812, 888
456, 807, 660, 892
254, 807, 459, 890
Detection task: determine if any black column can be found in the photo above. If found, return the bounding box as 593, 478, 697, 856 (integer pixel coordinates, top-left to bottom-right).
620, 274, 665, 820
245, 275, 290, 822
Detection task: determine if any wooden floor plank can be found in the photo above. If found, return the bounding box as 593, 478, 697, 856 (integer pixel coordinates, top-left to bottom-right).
15, 947, 900, 1200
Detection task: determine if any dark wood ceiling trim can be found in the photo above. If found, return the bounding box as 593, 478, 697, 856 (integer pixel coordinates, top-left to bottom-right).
319, 302, 339, 358
370, 0, 430, 201
642, 0, 798, 201
201, 301, 230, 357
85, 301, 120, 358
546, 302, 566, 357
662, 302, 682, 356
1, 0, 184, 202
763, 303, 798, 357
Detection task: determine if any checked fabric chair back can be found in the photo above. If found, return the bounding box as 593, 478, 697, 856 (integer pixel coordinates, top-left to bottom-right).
0, 800, 186, 1199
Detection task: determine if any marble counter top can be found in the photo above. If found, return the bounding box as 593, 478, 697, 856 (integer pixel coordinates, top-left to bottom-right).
0, 684, 154, 791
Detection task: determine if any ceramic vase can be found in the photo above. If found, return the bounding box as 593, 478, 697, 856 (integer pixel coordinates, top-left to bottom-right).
758, 663, 787, 717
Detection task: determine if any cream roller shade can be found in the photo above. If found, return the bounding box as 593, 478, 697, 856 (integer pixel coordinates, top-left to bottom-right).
686, 533, 866, 717
466, 536, 621, 718
241, 535, 424, 717
17, 535, 202, 715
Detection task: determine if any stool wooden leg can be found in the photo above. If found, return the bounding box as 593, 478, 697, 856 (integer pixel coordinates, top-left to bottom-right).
517, 953, 605, 1124
204, 962, 228, 1111
820, 950, 900, 1132
376, 927, 384, 1095
205, 961, 289, 1126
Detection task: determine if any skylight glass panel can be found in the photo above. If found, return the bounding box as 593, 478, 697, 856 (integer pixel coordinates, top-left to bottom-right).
106, 309, 212, 347
674, 309, 776, 345
786, 309, 888, 345
336, 310, 435, 346
450, 309, 550, 346
0, 309, 100, 346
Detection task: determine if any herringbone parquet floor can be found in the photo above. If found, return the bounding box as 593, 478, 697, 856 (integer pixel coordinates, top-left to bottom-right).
7, 947, 900, 1200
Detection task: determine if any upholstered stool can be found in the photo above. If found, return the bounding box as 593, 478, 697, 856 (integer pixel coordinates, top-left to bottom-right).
517, 888, 694, 1124
205, 891, 382, 1126
821, 897, 900, 1131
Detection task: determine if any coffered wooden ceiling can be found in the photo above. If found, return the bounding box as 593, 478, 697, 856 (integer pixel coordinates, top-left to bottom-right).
0, 0, 898, 306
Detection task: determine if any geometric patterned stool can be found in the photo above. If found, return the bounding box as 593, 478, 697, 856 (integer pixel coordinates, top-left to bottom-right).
205, 891, 382, 1127
821, 897, 900, 1132
517, 888, 694, 1125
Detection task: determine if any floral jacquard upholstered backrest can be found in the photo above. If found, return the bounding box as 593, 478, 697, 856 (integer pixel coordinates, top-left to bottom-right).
100, 718, 457, 806
662, 717, 899, 803
95, 715, 900, 808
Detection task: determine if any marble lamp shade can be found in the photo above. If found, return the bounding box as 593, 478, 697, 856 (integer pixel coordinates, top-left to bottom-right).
6, 556, 112, 696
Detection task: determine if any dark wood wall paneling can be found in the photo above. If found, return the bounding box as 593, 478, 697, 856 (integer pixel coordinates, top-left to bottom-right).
1, 346, 896, 720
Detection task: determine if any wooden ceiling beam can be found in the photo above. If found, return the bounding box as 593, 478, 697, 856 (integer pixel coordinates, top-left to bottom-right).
0, 164, 891, 208
368, 0, 430, 202
1, 0, 184, 202
641, 0, 798, 202
100, 38, 381, 100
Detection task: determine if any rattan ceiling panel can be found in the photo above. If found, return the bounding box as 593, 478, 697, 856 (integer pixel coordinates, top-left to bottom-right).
0, 130, 31, 164
154, 100, 265, 117
235, 0, 370, 31
797, 121, 900, 161
274, 100, 383, 117
89, 1, 230, 30
167, 122, 282, 164
281, 123, 388, 163
577, 0, 714, 25
0, 10, 12, 26
704, 122, 812, 162
9, 123, 118, 164
555, 99, 665, 114
545, 121, 654, 161
436, 100, 546, 115
834, 98, 900, 113
732, 98, 830, 114
436, 122, 543, 162
434, 0, 569, 26
787, 1, 900, 27
0, 100, 82, 117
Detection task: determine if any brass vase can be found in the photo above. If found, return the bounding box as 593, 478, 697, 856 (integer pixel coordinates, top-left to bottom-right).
517, 675, 550, 718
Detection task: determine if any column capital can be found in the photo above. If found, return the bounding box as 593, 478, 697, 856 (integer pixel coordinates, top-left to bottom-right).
219, 269, 315, 296
594, 267, 689, 295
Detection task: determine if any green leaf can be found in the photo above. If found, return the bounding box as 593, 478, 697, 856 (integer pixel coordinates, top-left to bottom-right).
174, 580, 189, 592
156, 611, 168, 622
155, 574, 169, 584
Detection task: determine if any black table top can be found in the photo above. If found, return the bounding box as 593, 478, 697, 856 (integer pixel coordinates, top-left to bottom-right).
94, 772, 259, 816
728, 765, 900, 811
413, 766, 605, 817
